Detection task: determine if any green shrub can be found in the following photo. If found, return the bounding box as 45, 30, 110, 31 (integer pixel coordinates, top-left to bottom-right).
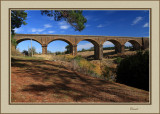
11, 34, 17, 46
116, 50, 149, 91
115, 57, 122, 64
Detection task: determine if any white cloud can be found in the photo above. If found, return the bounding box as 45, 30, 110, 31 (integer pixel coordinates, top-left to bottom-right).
14, 28, 18, 32
131, 16, 143, 25
77, 43, 94, 50
14, 28, 23, 33
58, 21, 70, 30
103, 41, 114, 46
48, 31, 55, 33
14, 28, 19, 33
44, 24, 52, 28
97, 24, 104, 28
143, 23, 149, 28
77, 42, 114, 50
31, 28, 45, 33
125, 42, 132, 46
61, 47, 66, 52
60, 25, 69, 29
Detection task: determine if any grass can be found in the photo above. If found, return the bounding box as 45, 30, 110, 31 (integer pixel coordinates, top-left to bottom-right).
12, 54, 116, 82
12, 55, 44, 60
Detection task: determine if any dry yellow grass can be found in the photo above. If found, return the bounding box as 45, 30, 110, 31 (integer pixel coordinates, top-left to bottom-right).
77, 49, 136, 58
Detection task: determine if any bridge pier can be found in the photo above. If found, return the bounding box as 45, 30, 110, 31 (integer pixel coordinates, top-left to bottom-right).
94, 44, 103, 60
133, 43, 141, 50
120, 45, 125, 53
42, 45, 47, 54
115, 45, 125, 53
71, 45, 77, 56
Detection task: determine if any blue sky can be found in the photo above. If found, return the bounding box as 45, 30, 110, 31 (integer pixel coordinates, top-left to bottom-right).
15, 10, 150, 53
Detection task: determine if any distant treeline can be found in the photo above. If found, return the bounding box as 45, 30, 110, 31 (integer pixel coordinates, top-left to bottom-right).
47, 46, 133, 55
78, 46, 133, 52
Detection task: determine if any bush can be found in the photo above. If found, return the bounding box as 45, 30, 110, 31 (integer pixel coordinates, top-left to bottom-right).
72, 56, 101, 78
11, 45, 23, 56
102, 66, 116, 81
74, 56, 95, 71
115, 57, 122, 64
116, 50, 149, 91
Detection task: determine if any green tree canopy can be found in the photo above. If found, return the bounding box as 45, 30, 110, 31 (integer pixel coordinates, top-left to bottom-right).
41, 10, 87, 31
65, 45, 71, 54
116, 50, 149, 91
11, 10, 27, 34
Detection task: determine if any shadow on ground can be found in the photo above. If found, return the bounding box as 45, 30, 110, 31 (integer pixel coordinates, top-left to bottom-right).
11, 57, 149, 102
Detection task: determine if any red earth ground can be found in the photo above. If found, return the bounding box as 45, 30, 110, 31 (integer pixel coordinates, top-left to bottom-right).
11, 57, 149, 103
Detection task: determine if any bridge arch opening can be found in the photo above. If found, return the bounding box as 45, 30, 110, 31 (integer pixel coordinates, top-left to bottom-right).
102, 40, 122, 58
16, 39, 42, 55
103, 41, 115, 58
77, 39, 99, 60
124, 40, 141, 51
16, 38, 42, 46
47, 39, 73, 55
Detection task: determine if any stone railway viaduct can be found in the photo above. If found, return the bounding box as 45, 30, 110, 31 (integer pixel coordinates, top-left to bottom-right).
14, 34, 149, 60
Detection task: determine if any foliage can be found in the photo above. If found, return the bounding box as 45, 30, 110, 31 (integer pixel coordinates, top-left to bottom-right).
11, 34, 17, 46
47, 50, 53, 54
28, 47, 37, 56
114, 57, 122, 64
22, 50, 28, 56
125, 46, 133, 49
89, 47, 94, 51
73, 56, 101, 77
11, 10, 27, 34
102, 66, 116, 81
81, 48, 86, 52
78, 47, 94, 52
55, 51, 65, 55
65, 45, 71, 54
78, 46, 116, 52
11, 10, 27, 47
116, 50, 149, 91
41, 10, 87, 31
77, 46, 134, 53
103, 47, 115, 50
11, 47, 23, 56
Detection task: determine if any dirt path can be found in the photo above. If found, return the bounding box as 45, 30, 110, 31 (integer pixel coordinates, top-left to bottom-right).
11, 57, 149, 103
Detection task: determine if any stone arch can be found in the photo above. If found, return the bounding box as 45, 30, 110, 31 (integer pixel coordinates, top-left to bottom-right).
103, 39, 122, 53
124, 40, 141, 51
15, 38, 43, 54
77, 39, 100, 60
76, 39, 99, 46
16, 38, 42, 46
47, 38, 73, 46
47, 39, 74, 55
